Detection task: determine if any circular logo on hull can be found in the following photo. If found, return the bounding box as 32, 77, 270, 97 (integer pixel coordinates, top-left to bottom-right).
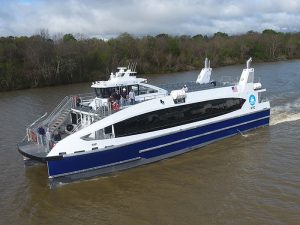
249, 94, 256, 106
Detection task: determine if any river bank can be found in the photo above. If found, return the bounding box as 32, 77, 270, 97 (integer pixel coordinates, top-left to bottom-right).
1, 31, 300, 92
1, 57, 299, 93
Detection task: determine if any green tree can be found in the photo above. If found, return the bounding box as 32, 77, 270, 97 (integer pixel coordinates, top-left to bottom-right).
63, 34, 77, 42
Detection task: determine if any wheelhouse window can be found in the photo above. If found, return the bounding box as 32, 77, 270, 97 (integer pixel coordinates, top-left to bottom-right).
95, 86, 147, 98
94, 88, 114, 98
114, 98, 245, 137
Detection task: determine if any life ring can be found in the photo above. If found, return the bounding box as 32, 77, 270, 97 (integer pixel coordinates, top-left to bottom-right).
66, 124, 74, 132
112, 102, 120, 111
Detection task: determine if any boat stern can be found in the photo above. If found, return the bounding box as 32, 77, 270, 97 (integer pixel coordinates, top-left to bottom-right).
17, 140, 49, 163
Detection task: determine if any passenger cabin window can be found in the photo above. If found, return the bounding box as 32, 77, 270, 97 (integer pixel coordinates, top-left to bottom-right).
81, 125, 114, 141
139, 85, 158, 95
114, 98, 245, 137
104, 126, 112, 134
129, 85, 139, 96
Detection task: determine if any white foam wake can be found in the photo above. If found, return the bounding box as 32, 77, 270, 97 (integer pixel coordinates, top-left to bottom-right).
270, 112, 300, 125
270, 98, 300, 125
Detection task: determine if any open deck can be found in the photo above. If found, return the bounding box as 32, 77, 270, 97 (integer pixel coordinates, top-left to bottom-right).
18, 140, 48, 162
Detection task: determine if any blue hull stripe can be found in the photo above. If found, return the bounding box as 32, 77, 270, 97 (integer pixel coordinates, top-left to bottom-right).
48, 109, 270, 177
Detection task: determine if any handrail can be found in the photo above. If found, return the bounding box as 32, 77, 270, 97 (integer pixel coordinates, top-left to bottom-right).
46, 96, 71, 123
28, 112, 48, 129
47, 97, 73, 129
71, 118, 81, 133
138, 93, 167, 102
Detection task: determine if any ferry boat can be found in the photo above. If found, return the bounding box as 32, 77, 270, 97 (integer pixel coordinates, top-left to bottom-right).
18, 58, 270, 182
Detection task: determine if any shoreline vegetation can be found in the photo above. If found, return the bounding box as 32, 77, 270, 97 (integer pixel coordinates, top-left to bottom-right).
1, 29, 300, 92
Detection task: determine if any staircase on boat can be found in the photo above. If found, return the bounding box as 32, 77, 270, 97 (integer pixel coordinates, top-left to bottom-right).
26, 93, 113, 147
47, 96, 73, 133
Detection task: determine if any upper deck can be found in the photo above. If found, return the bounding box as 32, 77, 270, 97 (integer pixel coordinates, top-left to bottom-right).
91, 65, 146, 88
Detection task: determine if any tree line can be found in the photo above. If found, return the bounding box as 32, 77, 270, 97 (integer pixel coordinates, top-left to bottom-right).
1, 29, 300, 91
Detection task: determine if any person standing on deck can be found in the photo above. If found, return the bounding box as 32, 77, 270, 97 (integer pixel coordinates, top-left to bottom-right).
46, 128, 52, 151
111, 89, 120, 104
115, 90, 121, 105
37, 126, 45, 145
129, 89, 135, 105
121, 88, 128, 106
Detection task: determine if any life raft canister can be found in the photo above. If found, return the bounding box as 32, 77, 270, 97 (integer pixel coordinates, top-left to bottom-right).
112, 102, 120, 111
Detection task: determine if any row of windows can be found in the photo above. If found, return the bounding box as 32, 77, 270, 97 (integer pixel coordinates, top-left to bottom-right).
113, 98, 245, 137
94, 85, 158, 98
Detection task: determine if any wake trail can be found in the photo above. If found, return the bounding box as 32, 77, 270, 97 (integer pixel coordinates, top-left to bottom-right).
270, 98, 300, 126
270, 112, 300, 125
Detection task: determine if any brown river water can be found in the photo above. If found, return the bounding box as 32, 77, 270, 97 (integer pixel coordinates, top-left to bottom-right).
0, 60, 299, 225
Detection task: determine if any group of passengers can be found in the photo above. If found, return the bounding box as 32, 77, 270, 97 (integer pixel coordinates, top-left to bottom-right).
34, 126, 60, 151
109, 88, 135, 108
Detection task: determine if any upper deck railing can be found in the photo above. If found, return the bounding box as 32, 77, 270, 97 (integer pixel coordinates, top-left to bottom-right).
158, 80, 235, 93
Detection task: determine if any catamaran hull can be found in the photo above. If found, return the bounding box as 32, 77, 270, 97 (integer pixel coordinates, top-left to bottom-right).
47, 109, 270, 181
